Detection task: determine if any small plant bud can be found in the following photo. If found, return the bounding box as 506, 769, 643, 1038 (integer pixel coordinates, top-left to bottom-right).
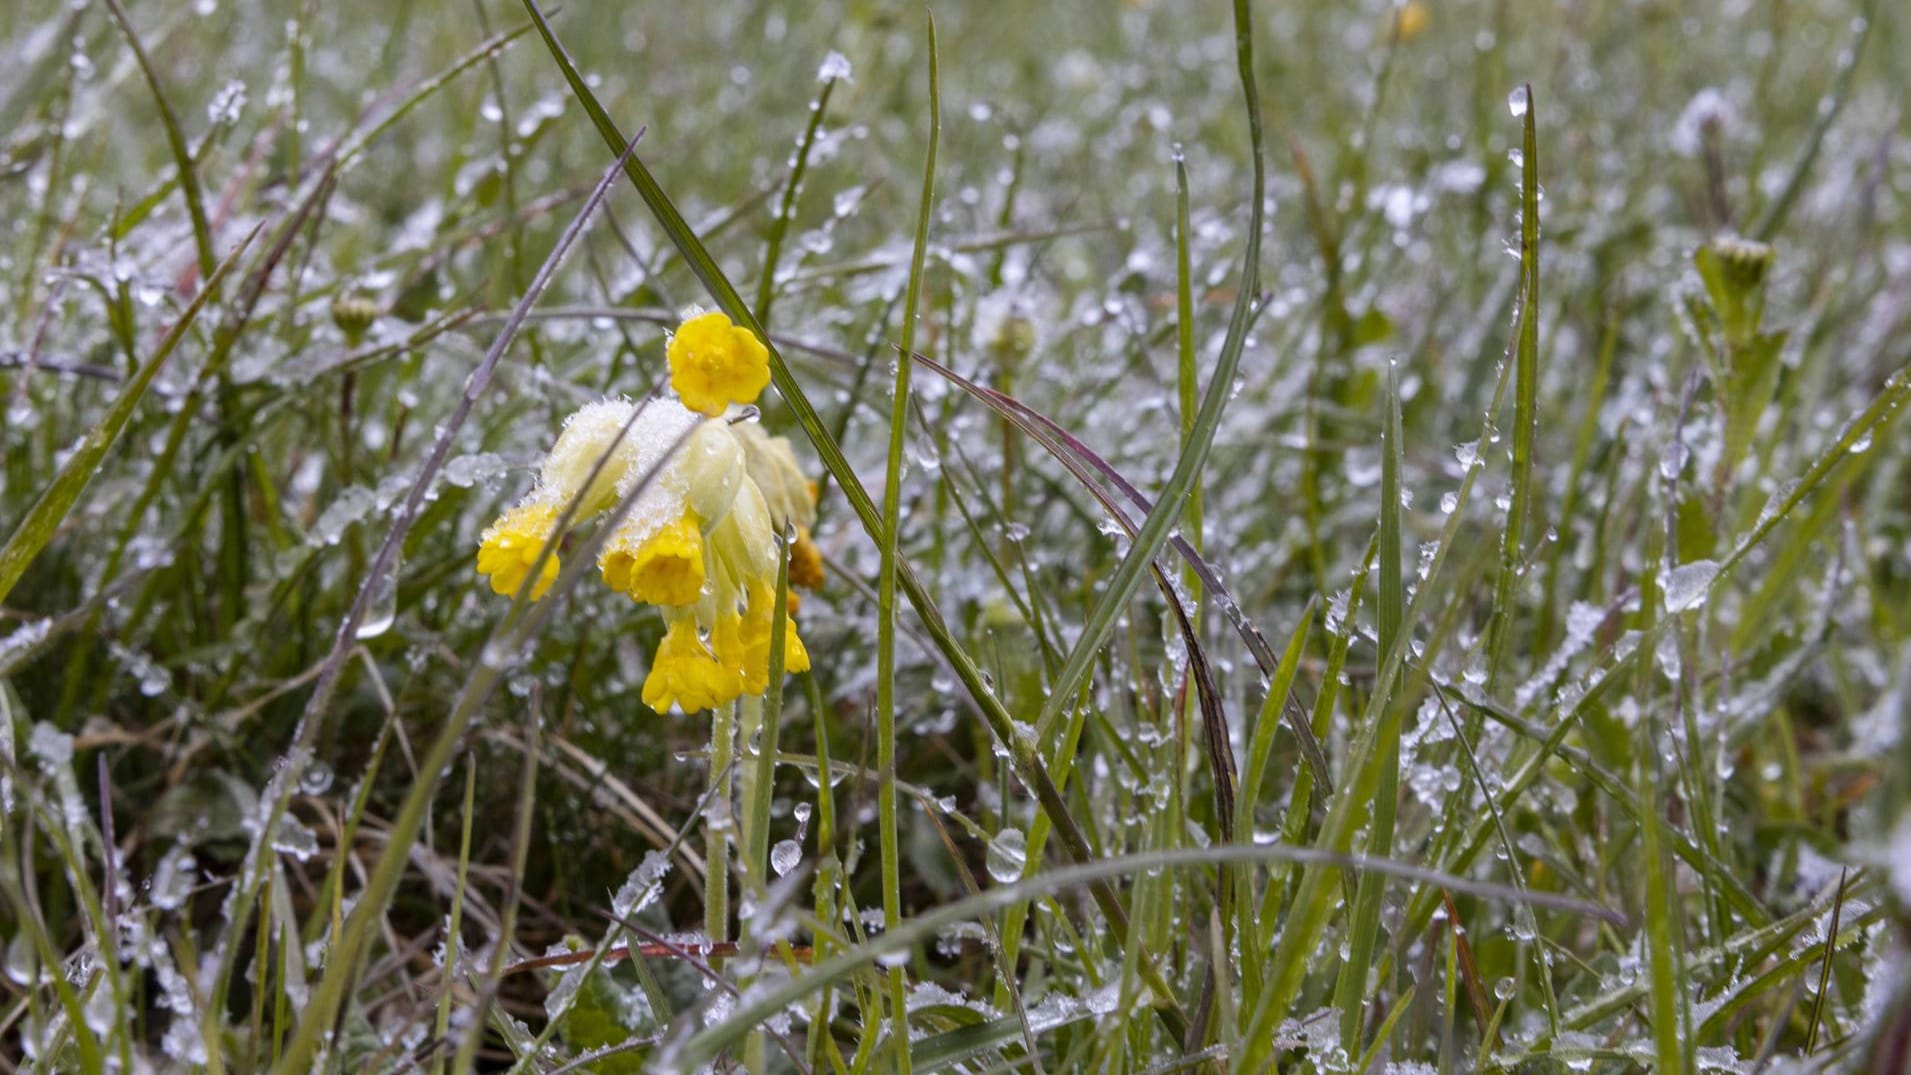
330, 293, 381, 347
1695, 235, 1774, 347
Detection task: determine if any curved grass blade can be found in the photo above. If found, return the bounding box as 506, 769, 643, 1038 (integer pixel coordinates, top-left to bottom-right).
906, 348, 1332, 799
671, 842, 1623, 1072
101, 0, 216, 279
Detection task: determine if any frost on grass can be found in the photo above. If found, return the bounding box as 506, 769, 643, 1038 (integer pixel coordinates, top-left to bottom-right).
3, 0, 1907, 1069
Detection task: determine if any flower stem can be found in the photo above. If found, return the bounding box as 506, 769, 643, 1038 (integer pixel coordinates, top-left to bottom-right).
705, 701, 735, 947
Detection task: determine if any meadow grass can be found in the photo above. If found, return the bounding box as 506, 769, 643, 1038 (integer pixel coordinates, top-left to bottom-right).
2, 0, 1909, 1071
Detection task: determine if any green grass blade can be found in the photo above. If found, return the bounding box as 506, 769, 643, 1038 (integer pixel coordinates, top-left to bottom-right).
100, 0, 216, 278
1332, 359, 1406, 1052
872, 16, 939, 1073
1027, 0, 1269, 753
1486, 83, 1541, 691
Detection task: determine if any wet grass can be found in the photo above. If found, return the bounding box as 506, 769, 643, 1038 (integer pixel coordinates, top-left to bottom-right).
2, 0, 1909, 1071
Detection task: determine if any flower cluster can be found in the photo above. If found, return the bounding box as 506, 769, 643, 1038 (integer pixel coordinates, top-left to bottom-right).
475, 312, 824, 713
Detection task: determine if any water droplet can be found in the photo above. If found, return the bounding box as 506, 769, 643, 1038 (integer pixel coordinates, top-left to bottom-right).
771, 839, 802, 877
354, 561, 400, 640
986, 828, 1028, 883
1508, 86, 1530, 117
816, 51, 853, 83
299, 762, 334, 796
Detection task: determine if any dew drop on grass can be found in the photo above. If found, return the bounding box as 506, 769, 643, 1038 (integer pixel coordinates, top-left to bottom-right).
816, 50, 853, 83
299, 761, 334, 796
1663, 560, 1720, 613
442, 452, 506, 488
271, 816, 319, 861
986, 828, 1028, 883
1508, 85, 1530, 117
355, 561, 400, 640
5, 933, 45, 987
770, 839, 802, 877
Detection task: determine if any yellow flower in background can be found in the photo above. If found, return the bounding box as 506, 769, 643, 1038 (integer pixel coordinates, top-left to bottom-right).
1391, 0, 1430, 43
476, 502, 561, 600
667, 310, 772, 417
475, 311, 822, 715
789, 532, 826, 590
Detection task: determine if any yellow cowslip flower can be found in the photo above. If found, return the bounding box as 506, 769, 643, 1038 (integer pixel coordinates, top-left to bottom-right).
476, 502, 561, 600
540, 399, 649, 516
477, 316, 823, 715
733, 580, 810, 693
679, 420, 747, 526
736, 423, 817, 535
737, 421, 826, 591
643, 616, 742, 713
667, 311, 771, 417
601, 513, 705, 606
477, 398, 692, 600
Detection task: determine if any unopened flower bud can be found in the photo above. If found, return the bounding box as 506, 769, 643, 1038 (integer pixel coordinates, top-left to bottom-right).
331, 293, 381, 347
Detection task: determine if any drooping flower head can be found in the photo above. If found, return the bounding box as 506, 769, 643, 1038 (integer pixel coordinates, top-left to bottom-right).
474, 311, 822, 715
474, 398, 658, 600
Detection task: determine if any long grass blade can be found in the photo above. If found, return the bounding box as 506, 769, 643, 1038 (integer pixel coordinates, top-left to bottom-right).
873, 16, 941, 1072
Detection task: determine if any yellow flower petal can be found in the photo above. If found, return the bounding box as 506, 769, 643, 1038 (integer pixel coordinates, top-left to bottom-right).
602, 512, 706, 606
643, 618, 742, 713
476, 503, 561, 600
724, 581, 809, 694
667, 311, 771, 417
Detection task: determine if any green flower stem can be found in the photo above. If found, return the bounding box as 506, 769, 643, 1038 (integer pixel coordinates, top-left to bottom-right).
706, 701, 735, 947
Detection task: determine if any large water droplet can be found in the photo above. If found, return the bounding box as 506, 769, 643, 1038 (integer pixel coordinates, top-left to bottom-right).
986, 828, 1028, 884
354, 561, 400, 640
771, 839, 802, 877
